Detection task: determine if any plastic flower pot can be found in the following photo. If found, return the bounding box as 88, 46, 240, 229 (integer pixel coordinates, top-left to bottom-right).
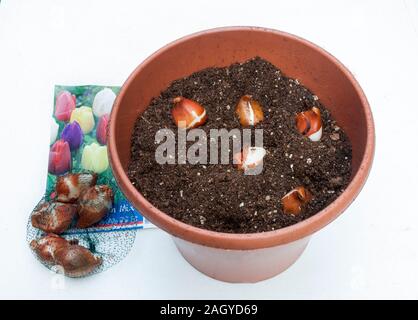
108, 27, 375, 283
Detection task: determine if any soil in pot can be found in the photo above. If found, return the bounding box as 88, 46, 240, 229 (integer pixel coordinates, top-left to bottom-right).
127, 57, 352, 233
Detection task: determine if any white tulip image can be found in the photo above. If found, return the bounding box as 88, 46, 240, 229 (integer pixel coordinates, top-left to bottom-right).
92, 88, 116, 118
50, 118, 59, 145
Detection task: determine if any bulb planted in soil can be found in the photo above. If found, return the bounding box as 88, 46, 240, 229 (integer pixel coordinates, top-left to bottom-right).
281, 186, 312, 215
235, 95, 264, 127
127, 57, 352, 233
295, 107, 322, 141
234, 146, 266, 171
171, 96, 207, 129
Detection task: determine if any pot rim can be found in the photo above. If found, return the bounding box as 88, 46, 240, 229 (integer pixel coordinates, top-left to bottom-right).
108, 26, 375, 250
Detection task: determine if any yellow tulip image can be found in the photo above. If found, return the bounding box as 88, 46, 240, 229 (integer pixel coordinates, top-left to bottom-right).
70, 106, 95, 134
81, 143, 109, 173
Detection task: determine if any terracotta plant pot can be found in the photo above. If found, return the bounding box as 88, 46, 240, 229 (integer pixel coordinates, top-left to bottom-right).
108, 27, 375, 283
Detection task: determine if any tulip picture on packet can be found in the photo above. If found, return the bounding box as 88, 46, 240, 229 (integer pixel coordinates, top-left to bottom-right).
45, 85, 151, 232
27, 85, 154, 278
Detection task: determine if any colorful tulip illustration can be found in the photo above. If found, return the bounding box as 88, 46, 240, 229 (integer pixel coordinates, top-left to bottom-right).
49, 140, 72, 175
61, 121, 83, 151
96, 114, 109, 145
55, 91, 76, 121
93, 88, 116, 118
70, 106, 95, 134
50, 118, 59, 145
81, 143, 109, 173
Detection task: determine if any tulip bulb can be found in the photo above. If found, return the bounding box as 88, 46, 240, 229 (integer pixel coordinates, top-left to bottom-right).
31, 202, 77, 234
30, 234, 101, 277
295, 107, 322, 141
235, 95, 264, 127
77, 185, 113, 228
54, 244, 102, 278
281, 186, 312, 215
171, 97, 207, 129
56, 173, 98, 203
234, 146, 266, 171
30, 234, 71, 264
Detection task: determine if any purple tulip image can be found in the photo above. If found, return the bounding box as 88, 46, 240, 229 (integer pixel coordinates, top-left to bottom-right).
61, 121, 83, 151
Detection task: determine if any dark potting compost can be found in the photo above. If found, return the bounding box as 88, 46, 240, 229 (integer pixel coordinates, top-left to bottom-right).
127, 57, 352, 233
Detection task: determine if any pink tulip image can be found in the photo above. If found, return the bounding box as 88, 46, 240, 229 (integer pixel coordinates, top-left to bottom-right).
55, 91, 76, 121
48, 140, 72, 175
96, 114, 109, 145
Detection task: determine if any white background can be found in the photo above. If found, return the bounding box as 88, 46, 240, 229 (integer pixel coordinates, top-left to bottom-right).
1, 0, 418, 299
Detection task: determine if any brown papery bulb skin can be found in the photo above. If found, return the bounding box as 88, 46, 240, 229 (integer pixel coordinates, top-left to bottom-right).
281, 186, 312, 215
30, 234, 71, 264
235, 95, 264, 127
54, 244, 102, 278
76, 185, 113, 228
295, 107, 322, 141
31, 202, 77, 234
171, 97, 207, 129
234, 146, 266, 170
56, 173, 98, 203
